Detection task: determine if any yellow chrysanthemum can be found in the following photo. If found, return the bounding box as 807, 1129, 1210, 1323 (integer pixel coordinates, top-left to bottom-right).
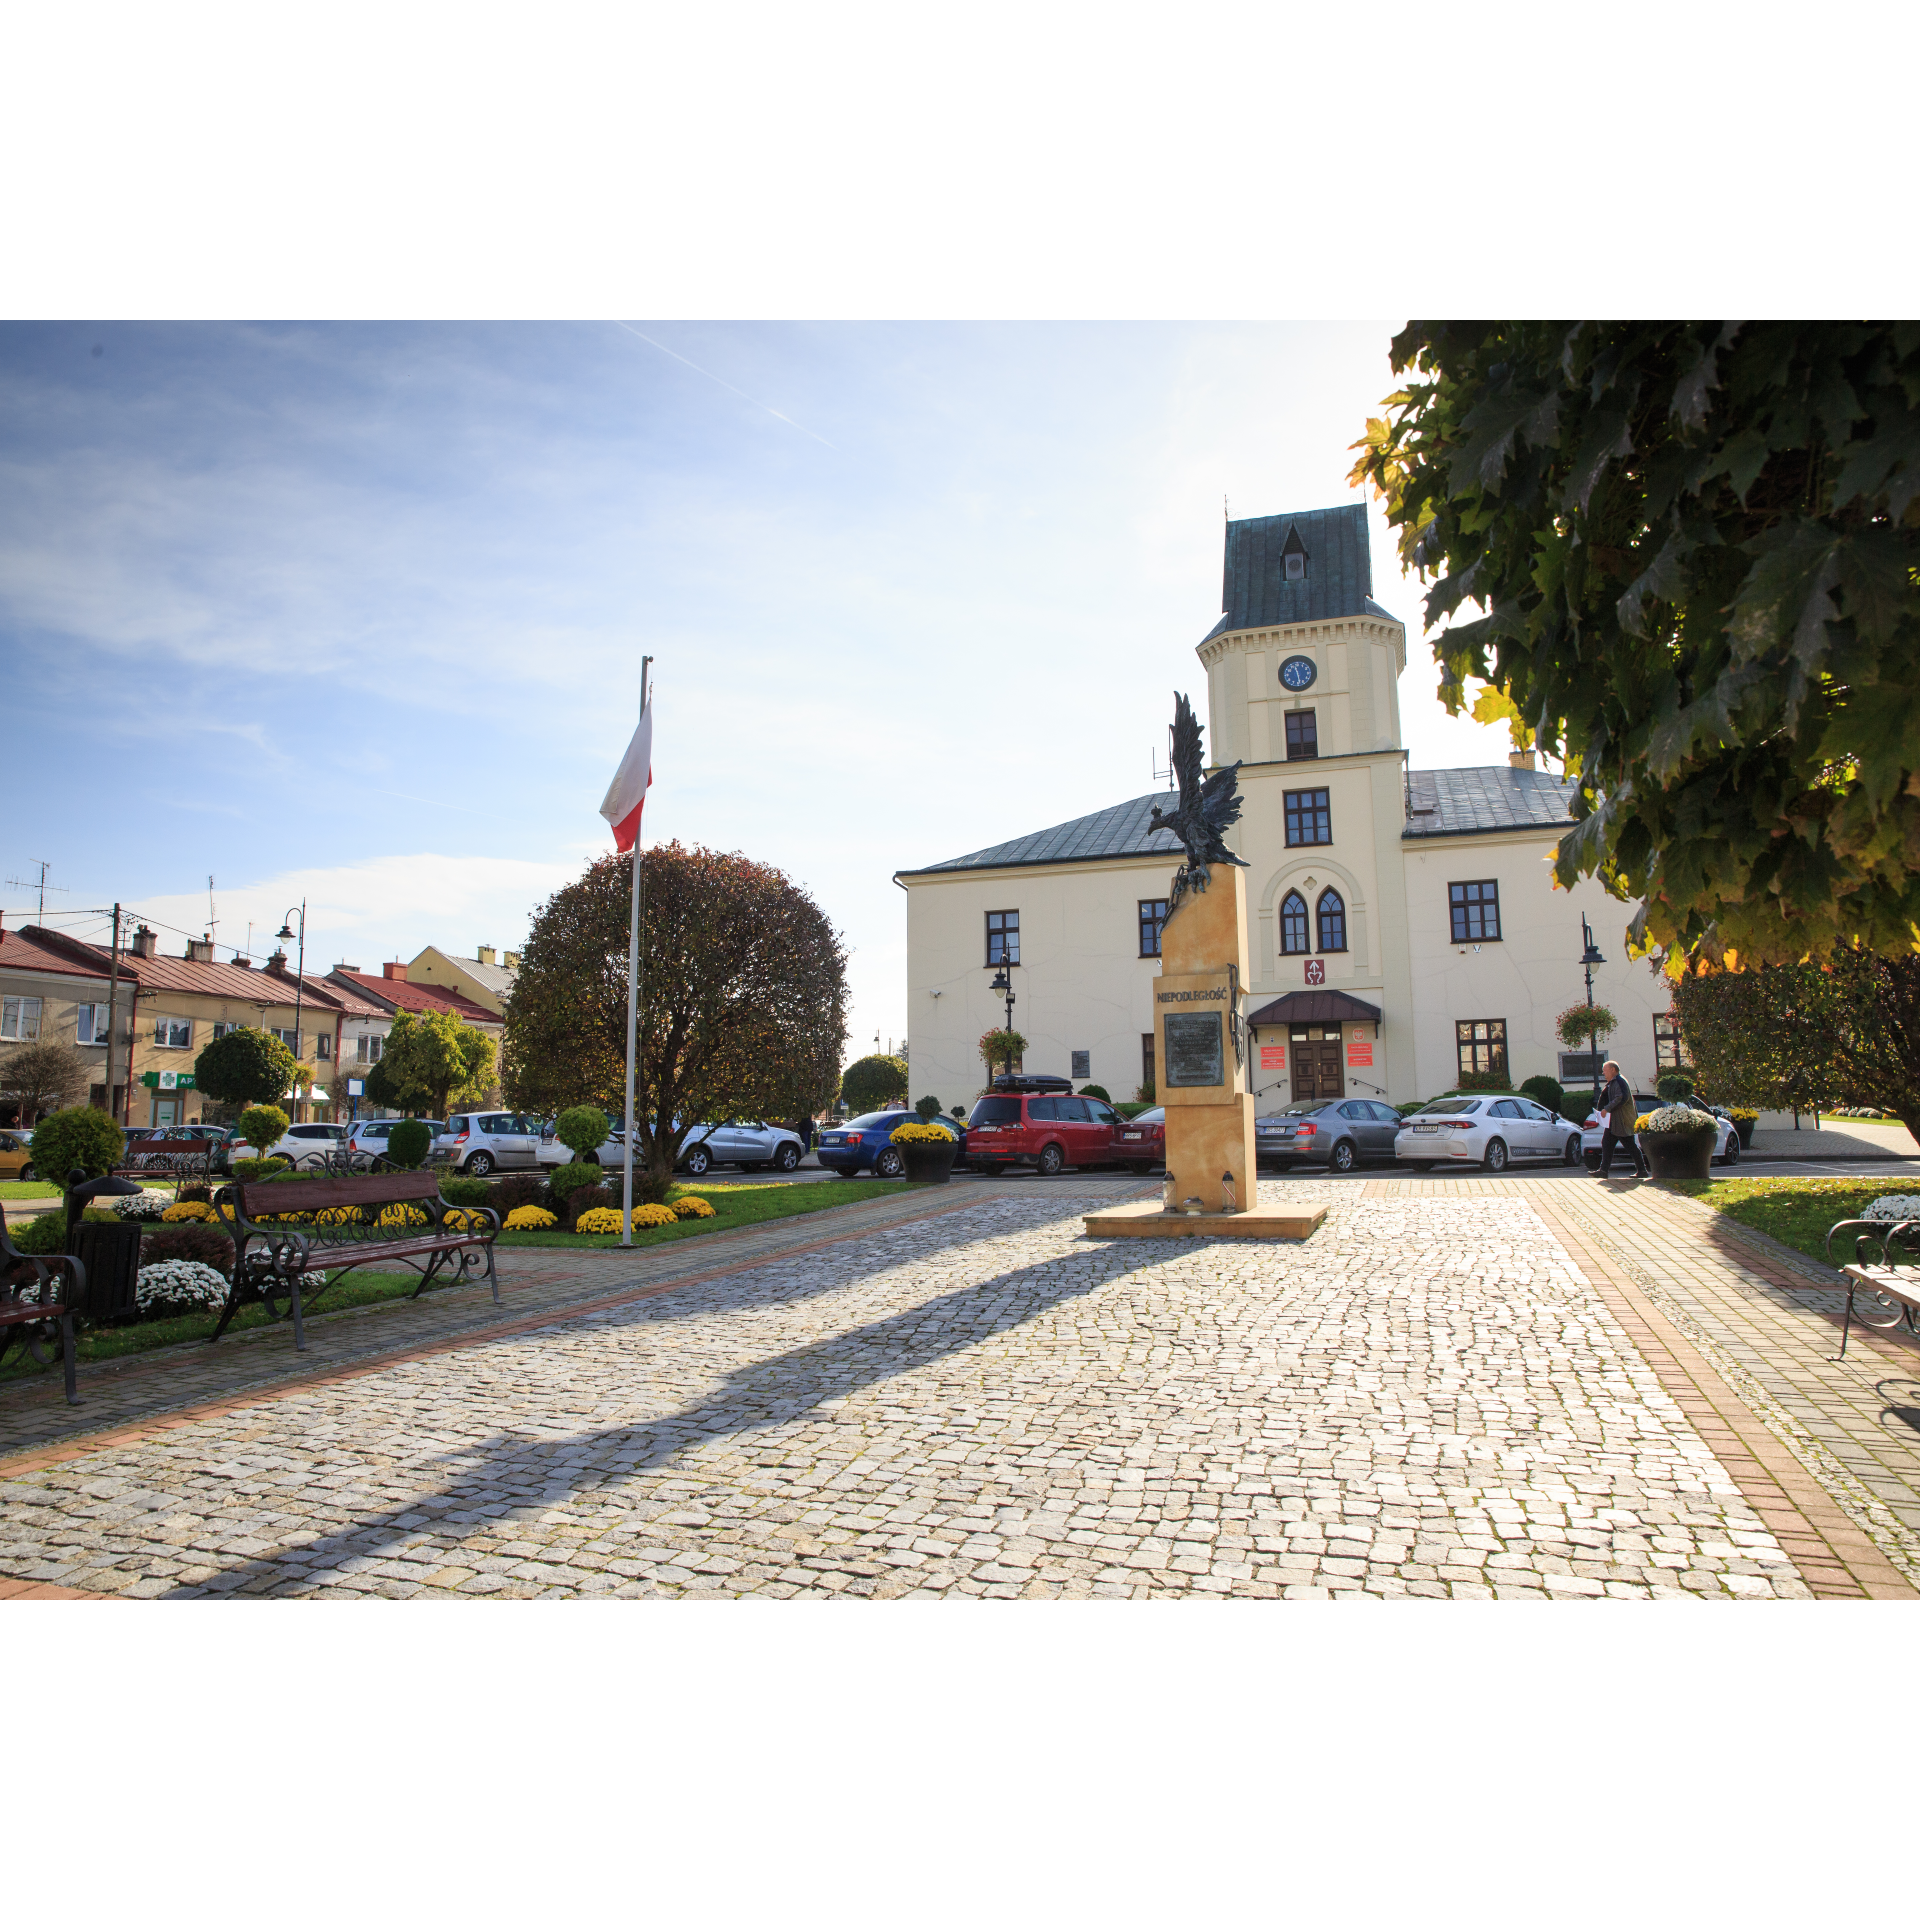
670, 1195, 716, 1219
378, 1203, 432, 1228
504, 1205, 558, 1231
162, 1201, 214, 1223
888, 1123, 953, 1144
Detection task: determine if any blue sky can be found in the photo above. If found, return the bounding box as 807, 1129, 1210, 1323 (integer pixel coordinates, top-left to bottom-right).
1, 320, 1512, 1060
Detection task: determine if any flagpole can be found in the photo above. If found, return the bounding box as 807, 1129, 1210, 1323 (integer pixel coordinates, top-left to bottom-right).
622, 655, 653, 1247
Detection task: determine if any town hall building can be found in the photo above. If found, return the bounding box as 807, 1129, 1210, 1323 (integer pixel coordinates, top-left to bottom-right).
896, 501, 1681, 1113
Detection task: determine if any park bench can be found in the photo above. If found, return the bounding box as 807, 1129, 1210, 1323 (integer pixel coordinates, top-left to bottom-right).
0, 1200, 82, 1405
115, 1142, 218, 1200
210, 1169, 501, 1352
1823, 1215, 1920, 1358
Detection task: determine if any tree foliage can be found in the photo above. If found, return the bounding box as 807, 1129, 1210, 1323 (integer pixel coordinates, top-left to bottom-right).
1352, 322, 1920, 965
386, 1118, 432, 1168
555, 1105, 609, 1161
841, 1054, 907, 1113
502, 842, 848, 1203
1673, 949, 1920, 1137
237, 1105, 290, 1157
195, 1026, 297, 1112
0, 1036, 91, 1123
26, 1105, 123, 1182
377, 1009, 496, 1120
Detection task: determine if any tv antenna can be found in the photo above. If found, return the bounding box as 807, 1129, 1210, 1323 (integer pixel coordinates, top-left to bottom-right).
4, 860, 68, 920
1151, 725, 1176, 790
206, 874, 218, 949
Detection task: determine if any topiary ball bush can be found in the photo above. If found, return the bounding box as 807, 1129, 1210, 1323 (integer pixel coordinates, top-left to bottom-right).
914, 1095, 943, 1121
549, 1162, 606, 1202
1078, 1084, 1111, 1103
1519, 1074, 1568, 1115
386, 1119, 432, 1169
236, 1105, 290, 1159
1656, 1073, 1697, 1103
555, 1105, 610, 1162
27, 1105, 125, 1184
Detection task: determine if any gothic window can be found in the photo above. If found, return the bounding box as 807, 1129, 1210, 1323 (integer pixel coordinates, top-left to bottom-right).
1316, 888, 1347, 953
1280, 890, 1309, 955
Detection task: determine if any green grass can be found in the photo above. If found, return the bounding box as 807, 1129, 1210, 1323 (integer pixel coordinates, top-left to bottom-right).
497, 1176, 908, 1248
4, 1177, 179, 1203
1669, 1175, 1920, 1270
1823, 1113, 1910, 1128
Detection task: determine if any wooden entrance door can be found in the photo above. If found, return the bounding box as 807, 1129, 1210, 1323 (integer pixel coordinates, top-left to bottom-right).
1289, 1027, 1344, 1099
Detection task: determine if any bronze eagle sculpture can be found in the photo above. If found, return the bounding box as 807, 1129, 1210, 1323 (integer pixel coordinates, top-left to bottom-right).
1149, 691, 1247, 919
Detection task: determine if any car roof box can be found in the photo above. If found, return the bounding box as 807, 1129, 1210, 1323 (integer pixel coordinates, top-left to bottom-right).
991, 1074, 1074, 1094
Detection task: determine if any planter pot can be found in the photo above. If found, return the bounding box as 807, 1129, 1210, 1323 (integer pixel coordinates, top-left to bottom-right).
1734, 1117, 1757, 1148
901, 1141, 956, 1186
1643, 1131, 1714, 1180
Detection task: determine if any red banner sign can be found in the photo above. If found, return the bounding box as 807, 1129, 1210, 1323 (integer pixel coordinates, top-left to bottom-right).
1259, 1046, 1286, 1070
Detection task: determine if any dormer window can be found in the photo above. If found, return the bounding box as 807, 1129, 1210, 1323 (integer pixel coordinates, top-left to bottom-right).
1285, 552, 1305, 580
1281, 526, 1308, 581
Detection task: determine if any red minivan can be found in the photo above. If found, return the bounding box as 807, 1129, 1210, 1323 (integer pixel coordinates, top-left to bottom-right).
964, 1086, 1120, 1175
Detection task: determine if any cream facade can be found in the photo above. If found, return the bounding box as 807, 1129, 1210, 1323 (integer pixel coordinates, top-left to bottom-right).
899, 502, 1678, 1114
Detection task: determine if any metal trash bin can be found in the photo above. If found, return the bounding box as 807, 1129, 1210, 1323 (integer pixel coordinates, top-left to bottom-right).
64, 1169, 147, 1321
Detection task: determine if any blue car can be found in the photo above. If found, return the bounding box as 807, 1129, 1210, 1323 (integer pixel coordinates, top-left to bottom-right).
817, 1111, 915, 1178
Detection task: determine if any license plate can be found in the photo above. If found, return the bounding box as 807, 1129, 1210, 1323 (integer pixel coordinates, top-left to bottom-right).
1415, 1125, 1437, 1133
1121, 1131, 1140, 1140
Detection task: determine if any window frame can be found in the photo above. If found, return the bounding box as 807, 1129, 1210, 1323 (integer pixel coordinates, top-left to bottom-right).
1137, 898, 1167, 959
154, 1015, 193, 1050
356, 1033, 385, 1064
1455, 1018, 1508, 1082
269, 1025, 300, 1053
1448, 879, 1502, 943
76, 1001, 111, 1046
1279, 889, 1310, 956
1316, 887, 1347, 954
1283, 787, 1332, 848
1, 995, 43, 1042
985, 909, 1020, 967
315, 1033, 332, 1060
1653, 1011, 1689, 1072
1283, 708, 1318, 761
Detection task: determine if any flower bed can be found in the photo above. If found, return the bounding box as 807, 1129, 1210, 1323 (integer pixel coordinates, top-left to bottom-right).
113, 1191, 174, 1222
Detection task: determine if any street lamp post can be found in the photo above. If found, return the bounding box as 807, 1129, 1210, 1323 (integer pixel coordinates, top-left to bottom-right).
1580, 912, 1607, 1106
275, 901, 307, 1117
989, 965, 1016, 1085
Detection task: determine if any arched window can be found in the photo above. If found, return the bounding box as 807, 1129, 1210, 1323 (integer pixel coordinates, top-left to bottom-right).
1280, 890, 1309, 955
1317, 888, 1347, 953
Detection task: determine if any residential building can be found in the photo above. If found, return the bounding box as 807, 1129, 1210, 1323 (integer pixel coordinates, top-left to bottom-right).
0, 926, 127, 1125
324, 963, 504, 1113
406, 943, 518, 1018
896, 500, 1676, 1112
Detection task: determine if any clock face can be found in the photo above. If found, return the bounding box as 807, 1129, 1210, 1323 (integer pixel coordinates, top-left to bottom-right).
1279, 654, 1317, 691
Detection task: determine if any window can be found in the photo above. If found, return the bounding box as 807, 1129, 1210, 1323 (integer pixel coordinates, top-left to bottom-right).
154, 1016, 192, 1050
0, 996, 42, 1041
986, 910, 1020, 967
356, 1034, 384, 1063
1316, 888, 1347, 953
1137, 898, 1167, 958
270, 1026, 300, 1053
1285, 551, 1306, 581
1654, 1012, 1689, 1071
1448, 880, 1501, 942
1279, 890, 1309, 955
76, 1002, 111, 1045
211, 1022, 237, 1041
1284, 709, 1318, 760
1456, 1019, 1508, 1081
1284, 787, 1331, 847
315, 1033, 332, 1060
1141, 1031, 1154, 1092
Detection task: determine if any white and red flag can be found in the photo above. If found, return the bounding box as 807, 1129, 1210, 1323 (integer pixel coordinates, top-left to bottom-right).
599, 703, 653, 852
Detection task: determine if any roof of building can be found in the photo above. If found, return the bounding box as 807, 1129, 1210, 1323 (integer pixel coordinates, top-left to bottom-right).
439, 952, 516, 1000
0, 926, 116, 980
326, 968, 502, 1027
1246, 990, 1384, 1028
1401, 765, 1577, 838
1203, 504, 1387, 641
904, 792, 1186, 875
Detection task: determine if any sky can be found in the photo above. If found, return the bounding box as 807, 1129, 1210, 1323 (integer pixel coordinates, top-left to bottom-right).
0, 320, 1517, 1063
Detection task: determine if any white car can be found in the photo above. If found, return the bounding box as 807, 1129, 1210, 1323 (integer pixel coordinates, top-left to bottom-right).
231, 1121, 350, 1168
1579, 1094, 1739, 1168
1394, 1095, 1585, 1172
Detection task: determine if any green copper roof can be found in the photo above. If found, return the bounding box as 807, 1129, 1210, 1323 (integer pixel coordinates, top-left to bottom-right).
1203, 503, 1380, 640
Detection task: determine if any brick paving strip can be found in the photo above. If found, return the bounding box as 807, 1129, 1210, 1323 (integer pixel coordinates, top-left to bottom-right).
1521, 1180, 1920, 1599
0, 1180, 1137, 1471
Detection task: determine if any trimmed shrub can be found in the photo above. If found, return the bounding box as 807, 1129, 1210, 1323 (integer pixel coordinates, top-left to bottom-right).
180, 1185, 213, 1205
843, 1053, 909, 1111
1656, 1072, 1697, 1102
1078, 1084, 1111, 1103
195, 1026, 297, 1113
1455, 1068, 1512, 1092
549, 1162, 606, 1202
487, 1173, 552, 1216
1519, 1074, 1567, 1114
438, 1176, 492, 1206
1563, 1090, 1601, 1121
1134, 1080, 1156, 1103
914, 1095, 944, 1121
237, 1104, 291, 1160
1396, 1100, 1428, 1117
141, 1222, 236, 1274
1114, 1102, 1152, 1120
565, 1182, 616, 1223
26, 1105, 124, 1184
386, 1119, 432, 1169
555, 1105, 610, 1162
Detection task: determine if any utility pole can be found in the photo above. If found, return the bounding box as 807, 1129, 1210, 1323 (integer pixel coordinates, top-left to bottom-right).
105, 904, 123, 1125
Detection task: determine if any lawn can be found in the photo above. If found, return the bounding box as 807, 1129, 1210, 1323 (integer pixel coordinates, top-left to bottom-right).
1669, 1175, 1920, 1270
5, 1177, 179, 1203
496, 1177, 908, 1248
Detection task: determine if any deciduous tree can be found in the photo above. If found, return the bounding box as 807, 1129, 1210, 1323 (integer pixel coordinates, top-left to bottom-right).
840, 1054, 907, 1113
1352, 322, 1920, 965
195, 1026, 297, 1113
503, 842, 848, 1203
377, 1009, 496, 1120
0, 1037, 90, 1123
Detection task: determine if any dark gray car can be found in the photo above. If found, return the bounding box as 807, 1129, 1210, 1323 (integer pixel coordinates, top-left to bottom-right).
1256, 1097, 1404, 1173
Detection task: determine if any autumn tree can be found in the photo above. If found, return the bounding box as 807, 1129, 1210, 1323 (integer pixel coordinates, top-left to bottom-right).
195, 1026, 297, 1113
840, 1054, 907, 1113
0, 1037, 90, 1123
376, 1009, 496, 1120
503, 842, 848, 1202
1352, 322, 1920, 966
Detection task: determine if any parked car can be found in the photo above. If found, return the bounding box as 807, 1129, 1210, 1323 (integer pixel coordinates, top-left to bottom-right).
430, 1112, 549, 1175
550, 1119, 808, 1176
960, 1090, 1121, 1176
344, 1118, 449, 1164
1111, 1107, 1165, 1167
1579, 1094, 1739, 1169
1257, 1098, 1409, 1173
229, 1121, 351, 1168
817, 1111, 922, 1178
1396, 1095, 1586, 1172
0, 1130, 32, 1180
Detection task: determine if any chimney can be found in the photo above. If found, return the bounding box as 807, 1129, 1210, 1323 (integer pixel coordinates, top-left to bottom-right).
336, 963, 361, 975
265, 949, 290, 975
1509, 750, 1537, 770
186, 937, 214, 963
503, 951, 519, 970
230, 954, 253, 968
130, 925, 157, 960
383, 961, 408, 980
476, 945, 497, 966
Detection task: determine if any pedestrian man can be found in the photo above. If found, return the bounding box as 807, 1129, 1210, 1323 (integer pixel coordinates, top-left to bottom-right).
1595, 1060, 1648, 1178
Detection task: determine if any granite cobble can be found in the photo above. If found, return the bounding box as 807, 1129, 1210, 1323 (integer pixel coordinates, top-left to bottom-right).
0, 1184, 1814, 1598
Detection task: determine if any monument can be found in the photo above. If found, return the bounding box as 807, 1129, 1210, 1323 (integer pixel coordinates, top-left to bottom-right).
1085, 694, 1325, 1242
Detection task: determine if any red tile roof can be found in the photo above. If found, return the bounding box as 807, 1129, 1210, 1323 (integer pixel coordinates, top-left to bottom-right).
0, 927, 117, 981
325, 969, 501, 1027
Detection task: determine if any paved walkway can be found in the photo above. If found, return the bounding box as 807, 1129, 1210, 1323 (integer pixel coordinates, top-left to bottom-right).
6, 1167, 1917, 1599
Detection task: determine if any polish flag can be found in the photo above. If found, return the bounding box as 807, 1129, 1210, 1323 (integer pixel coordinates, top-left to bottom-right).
599, 704, 653, 853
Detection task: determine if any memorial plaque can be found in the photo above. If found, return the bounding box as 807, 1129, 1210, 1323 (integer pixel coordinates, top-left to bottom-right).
1163, 1011, 1224, 1088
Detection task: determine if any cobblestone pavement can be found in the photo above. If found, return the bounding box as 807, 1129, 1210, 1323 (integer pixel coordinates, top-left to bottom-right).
0, 1182, 1823, 1598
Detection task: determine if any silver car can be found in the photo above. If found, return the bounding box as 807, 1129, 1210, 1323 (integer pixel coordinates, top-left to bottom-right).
556, 1119, 807, 1176
431, 1112, 547, 1175
1256, 1098, 1407, 1173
